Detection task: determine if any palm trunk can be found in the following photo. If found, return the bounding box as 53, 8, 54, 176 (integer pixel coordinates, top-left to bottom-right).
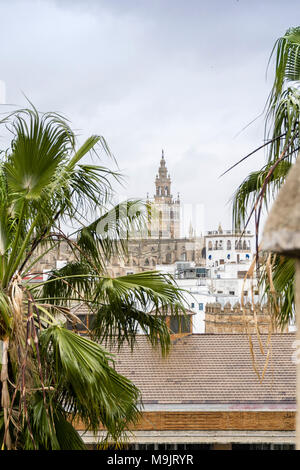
1, 337, 12, 450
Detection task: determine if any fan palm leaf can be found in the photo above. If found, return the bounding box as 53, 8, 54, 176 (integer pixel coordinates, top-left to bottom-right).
0, 105, 186, 449
229, 27, 300, 326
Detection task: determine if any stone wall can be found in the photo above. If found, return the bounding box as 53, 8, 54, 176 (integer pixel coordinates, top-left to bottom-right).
205, 301, 288, 334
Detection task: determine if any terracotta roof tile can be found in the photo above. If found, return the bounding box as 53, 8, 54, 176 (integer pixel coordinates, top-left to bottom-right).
106, 333, 296, 405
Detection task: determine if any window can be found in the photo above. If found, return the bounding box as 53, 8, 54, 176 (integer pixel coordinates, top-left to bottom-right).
199, 303, 203, 311
191, 302, 195, 308
238, 270, 247, 279
67, 314, 88, 332
169, 316, 191, 334
229, 291, 235, 295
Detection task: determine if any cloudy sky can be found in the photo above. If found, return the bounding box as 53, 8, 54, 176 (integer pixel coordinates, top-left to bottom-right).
0, 0, 299, 234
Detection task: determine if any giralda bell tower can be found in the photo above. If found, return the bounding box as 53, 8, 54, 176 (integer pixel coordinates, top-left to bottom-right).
147, 150, 180, 239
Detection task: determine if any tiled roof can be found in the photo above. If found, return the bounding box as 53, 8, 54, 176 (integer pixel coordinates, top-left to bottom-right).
70, 303, 93, 315
108, 334, 296, 405
71, 303, 195, 316
149, 308, 196, 316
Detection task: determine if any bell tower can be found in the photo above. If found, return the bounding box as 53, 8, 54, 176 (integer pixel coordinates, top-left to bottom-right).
148, 150, 180, 239
154, 150, 172, 203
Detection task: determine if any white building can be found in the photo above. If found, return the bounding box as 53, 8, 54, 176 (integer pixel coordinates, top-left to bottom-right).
205, 225, 257, 299
157, 225, 258, 334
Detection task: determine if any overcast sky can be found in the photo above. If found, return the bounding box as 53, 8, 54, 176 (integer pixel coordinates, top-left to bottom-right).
0, 0, 299, 234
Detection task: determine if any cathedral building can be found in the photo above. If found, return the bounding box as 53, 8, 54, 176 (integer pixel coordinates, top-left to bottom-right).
31, 151, 204, 277
108, 151, 204, 276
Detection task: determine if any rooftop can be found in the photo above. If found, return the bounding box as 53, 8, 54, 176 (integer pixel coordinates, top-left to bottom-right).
108, 333, 295, 406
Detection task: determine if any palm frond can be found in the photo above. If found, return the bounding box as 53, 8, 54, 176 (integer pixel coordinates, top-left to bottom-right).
232, 159, 292, 229
267, 27, 300, 110
261, 255, 295, 328
4, 108, 74, 201
91, 301, 171, 355
39, 326, 140, 441
95, 271, 187, 314
76, 200, 150, 268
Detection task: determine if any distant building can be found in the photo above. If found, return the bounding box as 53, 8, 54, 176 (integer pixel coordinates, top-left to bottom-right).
146, 150, 181, 239
205, 301, 288, 334
31, 151, 204, 277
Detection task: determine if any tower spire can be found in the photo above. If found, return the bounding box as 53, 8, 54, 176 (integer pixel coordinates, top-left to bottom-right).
155, 150, 171, 200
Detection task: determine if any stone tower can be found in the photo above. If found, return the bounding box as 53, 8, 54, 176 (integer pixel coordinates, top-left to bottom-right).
147, 150, 180, 239
154, 150, 172, 203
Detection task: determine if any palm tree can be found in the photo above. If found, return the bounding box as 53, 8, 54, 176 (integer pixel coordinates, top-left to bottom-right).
0, 106, 186, 449
226, 27, 300, 327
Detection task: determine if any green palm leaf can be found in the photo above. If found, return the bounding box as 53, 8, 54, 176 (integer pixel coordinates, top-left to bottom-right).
39, 326, 140, 441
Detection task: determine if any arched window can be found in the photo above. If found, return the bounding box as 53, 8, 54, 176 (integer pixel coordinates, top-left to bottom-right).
235, 240, 242, 250
165, 186, 168, 196
145, 258, 149, 266
208, 241, 213, 251
243, 240, 247, 250
227, 240, 231, 250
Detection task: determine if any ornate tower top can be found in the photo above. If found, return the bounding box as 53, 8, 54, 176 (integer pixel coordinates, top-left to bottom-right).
154, 150, 172, 202
156, 149, 168, 179
154, 150, 172, 203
